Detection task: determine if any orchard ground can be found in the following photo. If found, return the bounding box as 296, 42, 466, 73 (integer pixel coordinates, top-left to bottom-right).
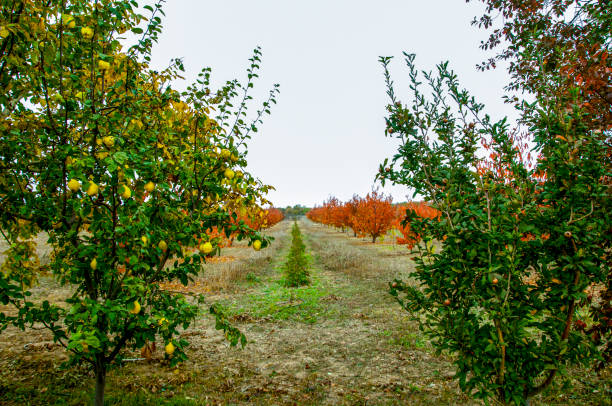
0, 220, 609, 405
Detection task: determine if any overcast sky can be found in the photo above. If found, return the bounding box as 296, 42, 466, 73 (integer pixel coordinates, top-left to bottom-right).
150, 0, 515, 207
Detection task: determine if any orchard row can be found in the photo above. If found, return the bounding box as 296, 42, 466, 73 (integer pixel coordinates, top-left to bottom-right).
306, 190, 439, 247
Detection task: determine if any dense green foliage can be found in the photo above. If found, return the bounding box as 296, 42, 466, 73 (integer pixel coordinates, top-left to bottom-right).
469, 0, 612, 373
380, 51, 609, 405
284, 222, 310, 287
0, 1, 277, 405
379, 3, 610, 403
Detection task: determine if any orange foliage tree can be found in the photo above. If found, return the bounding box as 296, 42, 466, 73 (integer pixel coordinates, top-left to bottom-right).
395, 202, 441, 249
344, 195, 361, 236
353, 190, 395, 243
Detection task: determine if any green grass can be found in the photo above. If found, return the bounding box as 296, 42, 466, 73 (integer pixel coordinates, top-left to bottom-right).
218, 257, 332, 324
215, 229, 341, 324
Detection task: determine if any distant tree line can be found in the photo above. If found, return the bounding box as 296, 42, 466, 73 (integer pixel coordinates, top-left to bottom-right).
281, 205, 311, 218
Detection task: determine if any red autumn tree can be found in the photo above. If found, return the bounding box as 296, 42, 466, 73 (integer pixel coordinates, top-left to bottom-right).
307, 197, 349, 230
395, 202, 440, 249
353, 189, 395, 243
264, 207, 285, 228
344, 195, 362, 237
469, 0, 611, 135
329, 199, 352, 231
306, 206, 325, 224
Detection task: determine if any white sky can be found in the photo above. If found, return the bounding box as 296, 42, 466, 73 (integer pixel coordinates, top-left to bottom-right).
150, 0, 516, 207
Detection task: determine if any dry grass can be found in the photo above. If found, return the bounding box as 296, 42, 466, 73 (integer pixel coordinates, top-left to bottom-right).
196, 223, 289, 292
306, 221, 414, 283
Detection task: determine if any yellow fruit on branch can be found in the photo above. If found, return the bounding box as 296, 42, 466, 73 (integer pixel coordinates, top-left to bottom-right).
253, 240, 262, 251
165, 341, 175, 355
224, 169, 235, 180
63, 14, 75, 29
90, 258, 97, 270
158, 240, 168, 251
86, 182, 99, 196
144, 181, 155, 192
199, 242, 213, 254
120, 185, 131, 199
98, 60, 111, 70
220, 149, 231, 160
81, 26, 93, 39
68, 178, 81, 192
102, 136, 114, 147
130, 301, 141, 314
141, 236, 148, 245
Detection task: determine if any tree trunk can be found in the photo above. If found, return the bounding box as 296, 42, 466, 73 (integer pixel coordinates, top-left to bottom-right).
372, 235, 377, 243
94, 360, 107, 406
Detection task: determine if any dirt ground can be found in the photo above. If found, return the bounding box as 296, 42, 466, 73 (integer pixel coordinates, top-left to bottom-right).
0, 220, 610, 405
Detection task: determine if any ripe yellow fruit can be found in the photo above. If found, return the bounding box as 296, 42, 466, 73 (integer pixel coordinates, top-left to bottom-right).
141, 236, 148, 245
199, 242, 213, 254
144, 181, 155, 192
120, 185, 131, 199
90, 258, 97, 270
224, 169, 235, 180
86, 182, 99, 196
158, 317, 167, 325
81, 26, 94, 39
130, 301, 141, 314
63, 15, 75, 29
165, 342, 175, 355
158, 240, 168, 251
68, 178, 81, 192
220, 149, 231, 160
102, 136, 114, 147
98, 60, 110, 70
253, 240, 262, 251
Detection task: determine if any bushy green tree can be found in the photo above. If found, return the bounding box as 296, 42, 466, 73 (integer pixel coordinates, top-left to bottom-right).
379, 52, 609, 404
0, 1, 277, 405
284, 222, 310, 287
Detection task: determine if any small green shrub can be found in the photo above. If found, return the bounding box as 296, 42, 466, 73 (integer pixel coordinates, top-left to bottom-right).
246, 272, 260, 283
284, 223, 310, 287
